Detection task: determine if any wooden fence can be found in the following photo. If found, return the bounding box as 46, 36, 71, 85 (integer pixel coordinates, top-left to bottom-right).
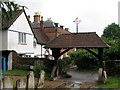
103, 60, 120, 76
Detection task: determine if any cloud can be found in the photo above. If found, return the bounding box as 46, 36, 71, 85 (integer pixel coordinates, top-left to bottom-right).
16, 0, 120, 36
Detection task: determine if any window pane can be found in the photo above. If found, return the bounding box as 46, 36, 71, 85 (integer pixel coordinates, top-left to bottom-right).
24, 33, 26, 43
21, 33, 24, 43
18, 32, 20, 43
18, 32, 26, 44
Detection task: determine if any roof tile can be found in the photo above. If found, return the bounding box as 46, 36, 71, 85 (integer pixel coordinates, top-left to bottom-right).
33, 29, 50, 44
45, 32, 110, 48
2, 10, 23, 29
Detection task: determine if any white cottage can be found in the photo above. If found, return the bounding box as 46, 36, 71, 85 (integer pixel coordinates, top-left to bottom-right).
1, 10, 42, 70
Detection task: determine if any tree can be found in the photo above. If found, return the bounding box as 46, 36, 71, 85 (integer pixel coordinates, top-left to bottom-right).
103, 39, 120, 60
102, 23, 120, 40
101, 23, 120, 60
1, 1, 26, 21
68, 49, 99, 70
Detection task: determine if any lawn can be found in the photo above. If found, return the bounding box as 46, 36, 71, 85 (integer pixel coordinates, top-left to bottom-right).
5, 69, 29, 75
95, 76, 120, 88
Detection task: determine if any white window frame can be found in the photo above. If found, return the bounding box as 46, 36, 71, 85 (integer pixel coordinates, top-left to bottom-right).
18, 32, 26, 44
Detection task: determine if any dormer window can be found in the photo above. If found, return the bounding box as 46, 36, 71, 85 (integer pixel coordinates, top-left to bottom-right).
18, 32, 26, 44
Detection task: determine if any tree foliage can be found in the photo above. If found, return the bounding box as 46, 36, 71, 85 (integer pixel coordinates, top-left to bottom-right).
68, 49, 99, 70
101, 23, 120, 60
102, 23, 120, 40
1, 1, 26, 21
103, 39, 120, 60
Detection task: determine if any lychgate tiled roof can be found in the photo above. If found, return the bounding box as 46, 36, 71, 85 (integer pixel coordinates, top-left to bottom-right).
45, 32, 110, 48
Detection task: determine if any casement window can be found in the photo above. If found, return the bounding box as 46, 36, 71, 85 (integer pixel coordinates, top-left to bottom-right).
18, 32, 26, 44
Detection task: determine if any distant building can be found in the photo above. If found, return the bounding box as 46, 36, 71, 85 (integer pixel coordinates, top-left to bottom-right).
31, 12, 75, 59
1, 10, 41, 70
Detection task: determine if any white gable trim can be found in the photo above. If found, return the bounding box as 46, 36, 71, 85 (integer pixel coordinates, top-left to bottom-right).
9, 12, 33, 35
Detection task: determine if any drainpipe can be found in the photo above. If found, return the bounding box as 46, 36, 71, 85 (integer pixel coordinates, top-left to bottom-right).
41, 45, 42, 58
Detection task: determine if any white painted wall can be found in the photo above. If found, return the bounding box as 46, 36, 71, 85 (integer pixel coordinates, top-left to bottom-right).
8, 12, 34, 54
9, 13, 33, 34
1, 12, 51, 58
7, 12, 41, 56
33, 43, 41, 57
8, 30, 34, 54
41, 45, 47, 58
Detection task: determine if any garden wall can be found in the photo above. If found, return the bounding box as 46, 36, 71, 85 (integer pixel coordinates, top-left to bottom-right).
104, 60, 120, 76
12, 51, 55, 70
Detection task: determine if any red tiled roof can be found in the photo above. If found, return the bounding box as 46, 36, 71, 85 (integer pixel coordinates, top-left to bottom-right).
44, 27, 70, 40
45, 32, 110, 48
33, 29, 50, 45
2, 10, 23, 29
46, 33, 56, 41
44, 27, 70, 33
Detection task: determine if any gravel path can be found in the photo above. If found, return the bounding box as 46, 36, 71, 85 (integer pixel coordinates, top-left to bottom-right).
64, 66, 98, 83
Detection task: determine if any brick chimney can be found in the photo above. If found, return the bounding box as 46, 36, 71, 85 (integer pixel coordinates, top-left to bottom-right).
60, 25, 64, 29
34, 12, 40, 23
40, 16, 44, 31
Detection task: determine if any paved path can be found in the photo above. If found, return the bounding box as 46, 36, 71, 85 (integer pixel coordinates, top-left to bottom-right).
64, 66, 98, 83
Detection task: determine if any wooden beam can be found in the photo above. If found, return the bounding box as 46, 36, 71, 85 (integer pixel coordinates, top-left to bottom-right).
51, 48, 61, 60
50, 48, 72, 79
85, 48, 99, 58
51, 48, 72, 59
98, 48, 104, 69
85, 48, 104, 68
60, 48, 72, 56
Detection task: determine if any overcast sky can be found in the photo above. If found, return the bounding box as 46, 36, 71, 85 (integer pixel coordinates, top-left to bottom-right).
15, 0, 120, 36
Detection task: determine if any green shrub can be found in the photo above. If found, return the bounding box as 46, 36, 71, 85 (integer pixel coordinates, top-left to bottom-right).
105, 61, 120, 76
45, 73, 51, 80
68, 49, 99, 70
33, 65, 47, 78
61, 72, 72, 78
33, 65, 51, 80
58, 57, 71, 74
103, 40, 120, 60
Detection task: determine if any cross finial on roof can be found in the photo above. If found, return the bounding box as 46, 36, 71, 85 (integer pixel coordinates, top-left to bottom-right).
73, 17, 81, 33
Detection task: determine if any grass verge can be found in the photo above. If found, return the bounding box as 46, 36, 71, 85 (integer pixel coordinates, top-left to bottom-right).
95, 76, 120, 88
5, 69, 29, 75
